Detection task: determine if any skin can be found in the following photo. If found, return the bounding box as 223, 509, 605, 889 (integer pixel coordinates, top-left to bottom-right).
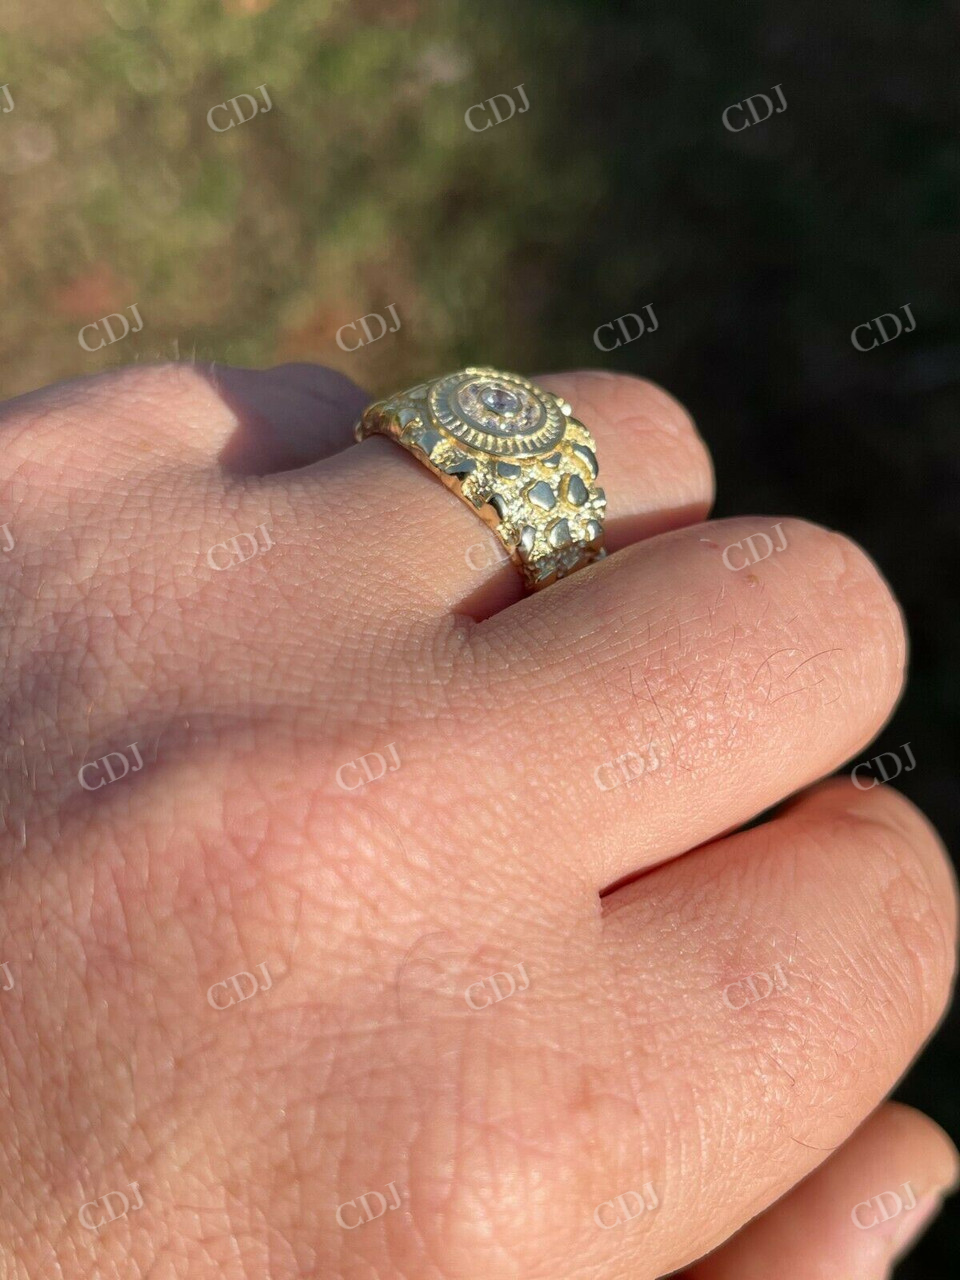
0, 362, 955, 1280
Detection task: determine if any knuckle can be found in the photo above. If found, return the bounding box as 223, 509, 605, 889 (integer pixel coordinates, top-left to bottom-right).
845, 791, 957, 1027
783, 789, 956, 1066
721, 514, 906, 709
0, 363, 215, 482
94, 359, 214, 407
781, 518, 904, 642
622, 373, 700, 443
573, 368, 704, 445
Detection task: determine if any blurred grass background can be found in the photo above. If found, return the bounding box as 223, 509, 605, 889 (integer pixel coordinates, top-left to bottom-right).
1, 0, 958, 1272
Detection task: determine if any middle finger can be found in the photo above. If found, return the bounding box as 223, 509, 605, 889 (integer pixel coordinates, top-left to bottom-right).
293, 369, 713, 617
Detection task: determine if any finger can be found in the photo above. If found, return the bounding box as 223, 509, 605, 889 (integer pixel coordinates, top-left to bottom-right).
678, 1103, 958, 1280
213, 363, 368, 473
536, 371, 714, 552
300, 370, 713, 616
428, 516, 906, 891
587, 778, 957, 1278
0, 361, 366, 479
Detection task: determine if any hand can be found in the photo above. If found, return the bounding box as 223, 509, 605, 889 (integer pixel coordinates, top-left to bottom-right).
0, 363, 955, 1279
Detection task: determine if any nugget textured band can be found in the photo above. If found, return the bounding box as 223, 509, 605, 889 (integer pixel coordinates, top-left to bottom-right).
355, 367, 606, 591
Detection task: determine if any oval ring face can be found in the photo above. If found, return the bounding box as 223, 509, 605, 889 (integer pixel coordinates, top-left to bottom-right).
428, 368, 566, 457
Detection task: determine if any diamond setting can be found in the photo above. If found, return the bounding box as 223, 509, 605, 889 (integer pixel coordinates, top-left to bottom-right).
356, 366, 606, 590
457, 378, 541, 438
480, 386, 521, 415
427, 369, 565, 456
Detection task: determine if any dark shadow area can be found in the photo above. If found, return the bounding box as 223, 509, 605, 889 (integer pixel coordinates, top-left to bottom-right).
491, 4, 958, 1273
212, 362, 369, 475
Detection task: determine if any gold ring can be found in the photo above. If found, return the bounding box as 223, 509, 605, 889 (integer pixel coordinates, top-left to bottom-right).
355, 367, 606, 591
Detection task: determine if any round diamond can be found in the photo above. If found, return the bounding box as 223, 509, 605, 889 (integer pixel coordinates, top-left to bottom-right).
480, 385, 521, 415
